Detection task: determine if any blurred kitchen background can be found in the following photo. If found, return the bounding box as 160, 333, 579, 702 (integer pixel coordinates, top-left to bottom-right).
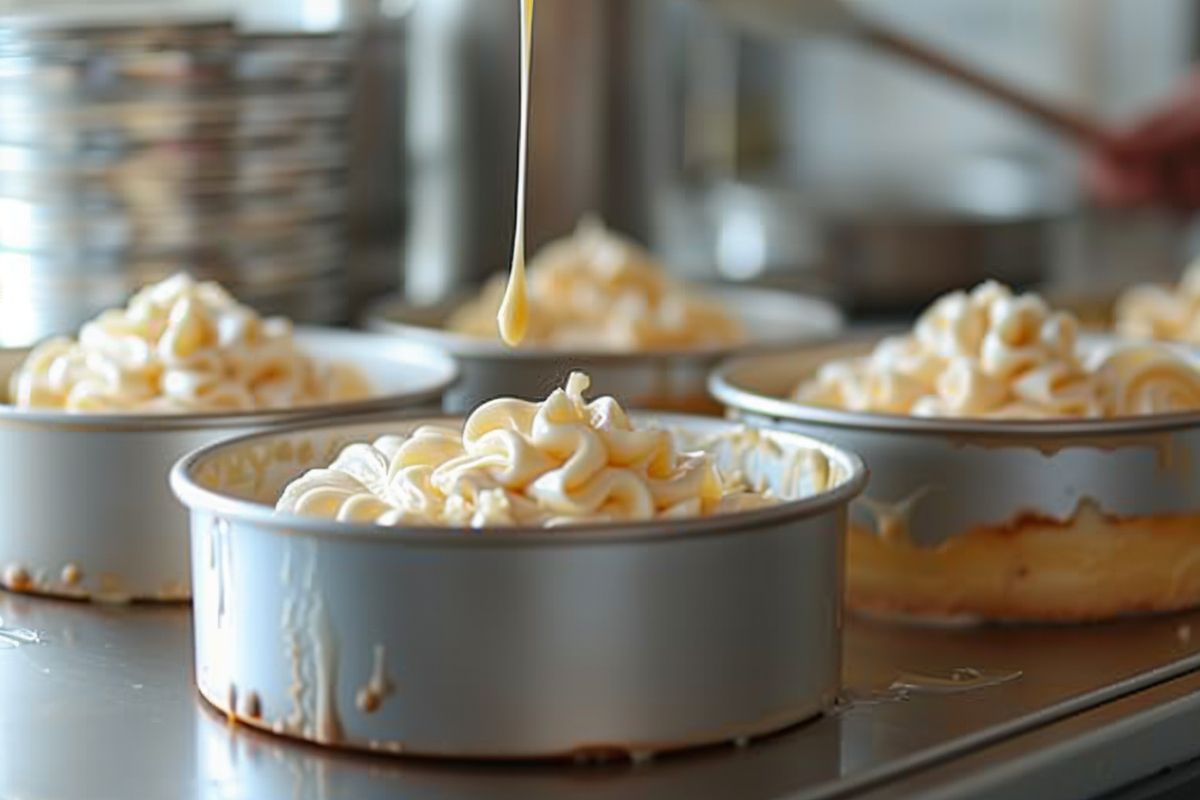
0, 0, 1197, 345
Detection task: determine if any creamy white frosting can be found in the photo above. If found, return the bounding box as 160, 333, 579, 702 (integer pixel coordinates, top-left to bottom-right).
797, 281, 1200, 419
1091, 344, 1200, 416
1116, 260, 1200, 344
8, 273, 369, 413
448, 218, 743, 350
277, 372, 792, 528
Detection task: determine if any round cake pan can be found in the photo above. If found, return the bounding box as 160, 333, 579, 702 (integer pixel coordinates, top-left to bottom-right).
0, 329, 457, 603
366, 286, 843, 414
170, 413, 865, 759
711, 342, 1200, 623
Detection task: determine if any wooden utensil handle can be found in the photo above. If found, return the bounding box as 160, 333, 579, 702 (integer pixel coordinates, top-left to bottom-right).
861, 22, 1114, 149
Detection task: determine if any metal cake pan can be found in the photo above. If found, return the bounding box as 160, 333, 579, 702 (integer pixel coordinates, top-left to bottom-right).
170, 413, 865, 759
710, 342, 1200, 622
366, 286, 843, 414
0, 329, 457, 603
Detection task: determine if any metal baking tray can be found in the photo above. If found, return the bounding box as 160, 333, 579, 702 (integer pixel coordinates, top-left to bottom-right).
710, 342, 1200, 622
5, 591, 1200, 799
0, 330, 457, 602
367, 287, 844, 413
170, 412, 866, 758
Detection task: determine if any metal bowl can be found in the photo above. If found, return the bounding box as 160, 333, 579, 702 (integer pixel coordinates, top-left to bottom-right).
711, 342, 1200, 623
366, 286, 843, 413
170, 412, 864, 759
0, 329, 457, 603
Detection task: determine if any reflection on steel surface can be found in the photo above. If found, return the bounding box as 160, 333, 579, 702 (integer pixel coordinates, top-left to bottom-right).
5, 590, 1200, 798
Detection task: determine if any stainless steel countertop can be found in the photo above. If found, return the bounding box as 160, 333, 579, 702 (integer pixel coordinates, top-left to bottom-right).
4, 592, 1200, 800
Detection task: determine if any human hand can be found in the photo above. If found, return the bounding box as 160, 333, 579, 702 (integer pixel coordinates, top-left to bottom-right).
1086, 73, 1200, 211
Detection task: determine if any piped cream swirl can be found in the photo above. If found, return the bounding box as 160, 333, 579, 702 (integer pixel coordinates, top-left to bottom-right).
449, 218, 743, 350
8, 273, 369, 413
797, 281, 1200, 419
277, 373, 788, 528
1116, 260, 1200, 344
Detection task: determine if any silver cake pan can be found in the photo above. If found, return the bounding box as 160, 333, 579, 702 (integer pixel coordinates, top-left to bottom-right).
366, 286, 843, 414
0, 329, 457, 603
710, 342, 1200, 622
170, 413, 865, 759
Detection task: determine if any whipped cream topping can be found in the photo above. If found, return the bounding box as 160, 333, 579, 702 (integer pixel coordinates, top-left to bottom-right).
8, 273, 369, 413
797, 282, 1200, 419
1116, 260, 1200, 344
449, 219, 744, 350
277, 372, 788, 529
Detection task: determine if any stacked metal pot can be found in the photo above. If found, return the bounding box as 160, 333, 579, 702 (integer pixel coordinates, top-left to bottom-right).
0, 7, 354, 346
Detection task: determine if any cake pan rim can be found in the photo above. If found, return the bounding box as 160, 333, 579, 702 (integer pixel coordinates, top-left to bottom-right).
0, 326, 458, 432
710, 349, 1200, 438
363, 285, 844, 363
170, 411, 867, 547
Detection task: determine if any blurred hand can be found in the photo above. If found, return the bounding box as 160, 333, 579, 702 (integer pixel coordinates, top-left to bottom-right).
1086, 73, 1200, 211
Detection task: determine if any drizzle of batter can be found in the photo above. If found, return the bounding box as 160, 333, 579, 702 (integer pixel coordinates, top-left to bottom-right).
497, 0, 535, 346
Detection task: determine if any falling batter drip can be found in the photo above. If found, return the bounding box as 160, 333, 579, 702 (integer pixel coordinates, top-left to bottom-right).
497, 0, 535, 346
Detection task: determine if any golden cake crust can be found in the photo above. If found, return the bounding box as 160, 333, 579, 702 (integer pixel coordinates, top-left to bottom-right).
847, 503, 1200, 622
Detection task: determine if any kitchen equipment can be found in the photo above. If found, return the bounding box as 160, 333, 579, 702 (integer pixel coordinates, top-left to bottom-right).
0, 4, 365, 346
660, 157, 1068, 313
8, 590, 1200, 798
403, 0, 612, 303
366, 284, 843, 412
711, 341, 1200, 622
628, 0, 1097, 314
699, 0, 1111, 146
0, 330, 456, 602
171, 412, 865, 758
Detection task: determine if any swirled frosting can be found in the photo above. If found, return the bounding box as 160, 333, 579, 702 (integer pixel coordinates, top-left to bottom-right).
8, 273, 369, 413
447, 219, 743, 350
277, 372, 789, 528
1116, 261, 1200, 344
796, 282, 1200, 419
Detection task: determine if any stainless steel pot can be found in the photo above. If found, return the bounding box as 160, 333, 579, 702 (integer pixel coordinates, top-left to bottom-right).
658, 160, 1068, 316
366, 285, 843, 413
711, 342, 1200, 622
0, 6, 368, 346
171, 413, 865, 759
0, 329, 457, 602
